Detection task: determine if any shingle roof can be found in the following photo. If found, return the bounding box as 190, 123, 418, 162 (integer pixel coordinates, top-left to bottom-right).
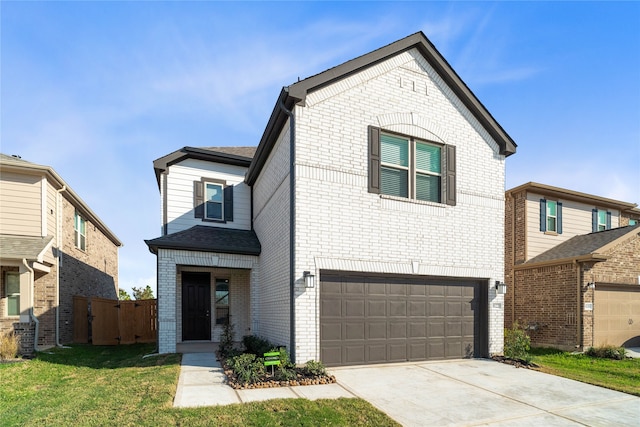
145, 226, 261, 256
526, 225, 640, 265
0, 234, 54, 261
200, 146, 257, 159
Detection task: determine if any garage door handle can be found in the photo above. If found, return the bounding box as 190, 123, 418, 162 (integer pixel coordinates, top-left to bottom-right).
630, 319, 634, 325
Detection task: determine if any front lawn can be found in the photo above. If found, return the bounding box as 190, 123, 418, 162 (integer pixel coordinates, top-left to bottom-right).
531, 347, 640, 396
0, 344, 399, 427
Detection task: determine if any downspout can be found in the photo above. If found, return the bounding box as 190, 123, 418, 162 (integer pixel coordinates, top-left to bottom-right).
22, 259, 39, 352
278, 93, 296, 362
55, 185, 66, 346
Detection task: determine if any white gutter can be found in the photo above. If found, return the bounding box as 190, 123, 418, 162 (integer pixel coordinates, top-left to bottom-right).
22, 258, 39, 352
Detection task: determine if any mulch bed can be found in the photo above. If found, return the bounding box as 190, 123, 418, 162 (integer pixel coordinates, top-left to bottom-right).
220, 359, 336, 390
492, 355, 539, 369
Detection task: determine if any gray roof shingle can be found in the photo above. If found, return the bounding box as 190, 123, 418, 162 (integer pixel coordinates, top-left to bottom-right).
145, 226, 261, 256
526, 225, 639, 264
0, 234, 54, 261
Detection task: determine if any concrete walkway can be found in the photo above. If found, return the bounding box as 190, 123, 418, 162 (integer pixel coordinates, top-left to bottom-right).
173, 353, 355, 407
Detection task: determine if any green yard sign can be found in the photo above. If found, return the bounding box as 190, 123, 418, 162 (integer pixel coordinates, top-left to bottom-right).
264, 351, 281, 367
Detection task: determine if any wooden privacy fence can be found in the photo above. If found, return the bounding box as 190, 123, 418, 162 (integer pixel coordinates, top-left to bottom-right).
73, 296, 157, 345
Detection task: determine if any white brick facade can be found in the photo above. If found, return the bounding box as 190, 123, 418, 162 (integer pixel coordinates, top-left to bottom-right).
291, 48, 505, 361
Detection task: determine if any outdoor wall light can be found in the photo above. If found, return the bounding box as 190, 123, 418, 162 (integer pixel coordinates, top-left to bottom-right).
303, 271, 315, 288
495, 281, 507, 295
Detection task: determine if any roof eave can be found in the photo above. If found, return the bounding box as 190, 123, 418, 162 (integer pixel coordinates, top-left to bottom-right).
515, 253, 609, 270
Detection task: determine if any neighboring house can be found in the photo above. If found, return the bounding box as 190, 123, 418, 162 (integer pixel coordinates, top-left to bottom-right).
0, 154, 122, 355
146, 32, 518, 366
505, 182, 640, 350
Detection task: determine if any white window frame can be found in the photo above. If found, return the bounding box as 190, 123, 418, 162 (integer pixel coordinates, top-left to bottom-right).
546, 200, 558, 232
5, 271, 20, 317
597, 209, 607, 232
380, 131, 442, 203
74, 211, 86, 251
204, 182, 224, 221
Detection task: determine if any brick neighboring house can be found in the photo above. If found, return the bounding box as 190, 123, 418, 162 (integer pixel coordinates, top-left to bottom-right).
0, 154, 122, 355
505, 182, 640, 350
146, 32, 518, 366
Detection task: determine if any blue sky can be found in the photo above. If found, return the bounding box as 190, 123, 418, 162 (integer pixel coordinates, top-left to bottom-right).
2, 1, 639, 296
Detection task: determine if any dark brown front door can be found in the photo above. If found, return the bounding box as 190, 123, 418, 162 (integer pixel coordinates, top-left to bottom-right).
182, 272, 211, 341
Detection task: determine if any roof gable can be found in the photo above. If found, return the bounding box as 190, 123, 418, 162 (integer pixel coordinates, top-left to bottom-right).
246, 31, 516, 185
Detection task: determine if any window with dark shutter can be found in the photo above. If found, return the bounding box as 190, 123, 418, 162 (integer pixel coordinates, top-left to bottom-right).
557, 202, 563, 234
540, 199, 547, 232
194, 181, 204, 218
368, 127, 453, 205
194, 179, 234, 222
224, 185, 234, 221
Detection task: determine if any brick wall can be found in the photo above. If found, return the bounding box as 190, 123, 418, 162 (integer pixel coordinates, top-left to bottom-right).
512, 263, 580, 349
505, 191, 527, 327
592, 233, 640, 284
58, 196, 119, 344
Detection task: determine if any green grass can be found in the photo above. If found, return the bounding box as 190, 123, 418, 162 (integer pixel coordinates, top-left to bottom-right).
0, 344, 399, 427
531, 347, 640, 396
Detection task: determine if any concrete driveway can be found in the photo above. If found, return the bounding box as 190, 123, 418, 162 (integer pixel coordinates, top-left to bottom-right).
330, 359, 639, 427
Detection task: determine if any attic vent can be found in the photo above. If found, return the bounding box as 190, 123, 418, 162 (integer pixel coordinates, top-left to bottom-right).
11, 154, 21, 159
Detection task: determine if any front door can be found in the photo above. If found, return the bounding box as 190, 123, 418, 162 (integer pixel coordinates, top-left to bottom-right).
182, 272, 211, 341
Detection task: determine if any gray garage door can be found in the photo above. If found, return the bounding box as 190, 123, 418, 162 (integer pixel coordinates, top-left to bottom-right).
320, 272, 487, 366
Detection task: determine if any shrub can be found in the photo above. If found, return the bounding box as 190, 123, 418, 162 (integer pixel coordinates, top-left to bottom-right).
275, 365, 297, 381
0, 331, 18, 360
226, 353, 265, 384
585, 345, 626, 360
218, 322, 237, 359
504, 323, 532, 363
303, 360, 326, 376
242, 335, 277, 356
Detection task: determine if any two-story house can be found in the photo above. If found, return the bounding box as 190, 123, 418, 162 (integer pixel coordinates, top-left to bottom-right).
505, 182, 640, 350
0, 153, 122, 355
146, 32, 518, 366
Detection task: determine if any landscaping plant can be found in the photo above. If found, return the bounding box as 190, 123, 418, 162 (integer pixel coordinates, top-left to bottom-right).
504, 322, 532, 363
584, 345, 627, 360
0, 331, 18, 360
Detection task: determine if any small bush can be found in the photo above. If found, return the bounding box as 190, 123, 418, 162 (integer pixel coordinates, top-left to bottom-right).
275, 365, 297, 381
0, 331, 18, 360
585, 345, 626, 360
303, 360, 327, 376
218, 322, 236, 359
226, 353, 265, 384
504, 322, 532, 363
242, 335, 277, 356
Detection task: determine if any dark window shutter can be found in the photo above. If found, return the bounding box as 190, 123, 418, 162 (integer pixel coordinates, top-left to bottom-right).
540, 199, 547, 232
592, 209, 598, 232
557, 202, 563, 234
194, 181, 204, 219
368, 126, 381, 194
606, 211, 611, 230
445, 144, 456, 206
224, 185, 234, 222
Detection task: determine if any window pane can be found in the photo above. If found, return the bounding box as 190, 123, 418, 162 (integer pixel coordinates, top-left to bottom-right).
206, 202, 222, 219
8, 295, 19, 316
547, 201, 557, 217
381, 134, 409, 167
547, 217, 557, 232
381, 167, 408, 198
206, 183, 223, 202
416, 142, 441, 173
6, 273, 19, 294
598, 210, 606, 225
416, 173, 441, 202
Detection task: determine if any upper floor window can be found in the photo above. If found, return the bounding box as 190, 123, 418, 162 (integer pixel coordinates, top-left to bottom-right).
193, 179, 234, 222
369, 127, 456, 205
539, 199, 562, 234
593, 209, 611, 232
74, 211, 86, 250
630, 219, 637, 226
205, 183, 224, 220
5, 272, 20, 316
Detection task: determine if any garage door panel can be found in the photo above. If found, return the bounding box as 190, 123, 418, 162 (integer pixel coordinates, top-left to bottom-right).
368, 322, 387, 339
345, 322, 365, 340
389, 300, 407, 316
322, 280, 342, 294
345, 300, 365, 317
320, 272, 485, 366
368, 300, 386, 317
595, 286, 640, 347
